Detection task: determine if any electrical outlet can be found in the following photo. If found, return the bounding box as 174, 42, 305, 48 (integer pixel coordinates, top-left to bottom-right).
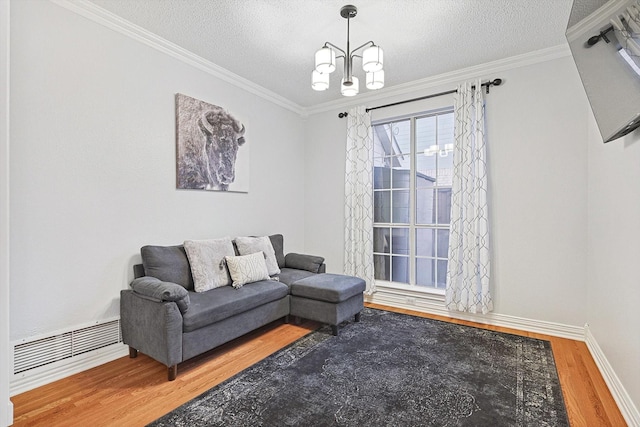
406, 297, 416, 305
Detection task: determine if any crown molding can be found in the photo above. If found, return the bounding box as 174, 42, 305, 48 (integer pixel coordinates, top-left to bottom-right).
304, 44, 571, 116
49, 0, 573, 120
49, 0, 306, 116
566, 0, 629, 42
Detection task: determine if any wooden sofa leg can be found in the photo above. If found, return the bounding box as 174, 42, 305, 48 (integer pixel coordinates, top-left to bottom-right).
355, 312, 361, 323
168, 365, 177, 381
129, 347, 138, 358
284, 314, 290, 324
331, 325, 339, 336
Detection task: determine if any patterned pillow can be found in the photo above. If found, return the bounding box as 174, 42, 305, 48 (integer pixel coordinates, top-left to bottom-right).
183, 238, 235, 292
234, 236, 281, 276
225, 252, 270, 289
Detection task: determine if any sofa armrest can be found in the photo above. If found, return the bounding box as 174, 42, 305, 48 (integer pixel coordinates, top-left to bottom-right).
131, 276, 190, 314
120, 289, 183, 368
284, 253, 326, 274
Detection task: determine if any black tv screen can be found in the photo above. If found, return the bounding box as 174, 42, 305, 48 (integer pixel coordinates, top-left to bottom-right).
566, 0, 640, 142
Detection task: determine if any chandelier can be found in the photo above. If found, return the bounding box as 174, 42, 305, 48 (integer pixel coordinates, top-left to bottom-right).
311, 5, 384, 97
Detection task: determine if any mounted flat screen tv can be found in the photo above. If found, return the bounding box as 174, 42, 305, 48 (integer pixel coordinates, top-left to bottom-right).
566, 0, 640, 142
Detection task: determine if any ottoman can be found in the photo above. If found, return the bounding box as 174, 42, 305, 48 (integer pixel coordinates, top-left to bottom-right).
290, 273, 366, 336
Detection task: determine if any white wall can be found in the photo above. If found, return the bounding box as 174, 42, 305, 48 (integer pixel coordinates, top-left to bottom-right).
2, 0, 14, 423
587, 112, 640, 411
9, 0, 307, 340
486, 57, 588, 325
305, 55, 589, 327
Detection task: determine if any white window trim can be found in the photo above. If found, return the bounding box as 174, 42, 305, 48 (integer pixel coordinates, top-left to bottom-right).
375, 280, 446, 296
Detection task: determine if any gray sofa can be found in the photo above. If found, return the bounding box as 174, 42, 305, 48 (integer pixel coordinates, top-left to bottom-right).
120, 234, 325, 381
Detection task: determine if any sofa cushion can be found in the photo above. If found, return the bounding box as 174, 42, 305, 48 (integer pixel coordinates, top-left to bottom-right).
182, 280, 289, 333
285, 253, 325, 274
184, 238, 235, 292
140, 245, 194, 291
277, 267, 316, 286
268, 234, 285, 269
290, 274, 366, 303
225, 252, 271, 289
234, 236, 281, 276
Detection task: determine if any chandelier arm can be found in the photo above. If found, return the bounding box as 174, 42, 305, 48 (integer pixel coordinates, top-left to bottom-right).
350, 40, 375, 56
324, 42, 346, 57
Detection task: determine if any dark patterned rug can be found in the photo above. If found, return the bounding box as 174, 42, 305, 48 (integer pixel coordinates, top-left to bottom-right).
149, 308, 569, 426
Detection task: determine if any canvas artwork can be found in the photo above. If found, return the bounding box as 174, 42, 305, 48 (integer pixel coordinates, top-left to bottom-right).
175, 93, 249, 192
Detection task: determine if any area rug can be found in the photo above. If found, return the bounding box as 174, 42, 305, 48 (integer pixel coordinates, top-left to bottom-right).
149, 308, 569, 426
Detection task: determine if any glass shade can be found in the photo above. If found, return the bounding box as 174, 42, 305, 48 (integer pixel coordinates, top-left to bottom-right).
366, 70, 385, 90
311, 70, 329, 91
341, 76, 359, 96
362, 45, 384, 72
315, 47, 336, 73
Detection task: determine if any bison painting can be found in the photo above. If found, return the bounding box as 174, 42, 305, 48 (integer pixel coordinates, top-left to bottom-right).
176, 94, 248, 192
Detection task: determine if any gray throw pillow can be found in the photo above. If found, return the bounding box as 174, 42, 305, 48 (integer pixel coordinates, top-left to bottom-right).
234, 236, 281, 276
269, 234, 285, 269
140, 245, 194, 290
184, 238, 235, 292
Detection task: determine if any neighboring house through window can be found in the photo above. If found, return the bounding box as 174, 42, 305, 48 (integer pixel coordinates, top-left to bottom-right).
373, 108, 454, 291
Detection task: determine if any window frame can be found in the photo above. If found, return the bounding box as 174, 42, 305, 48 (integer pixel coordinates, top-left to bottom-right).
372, 106, 454, 294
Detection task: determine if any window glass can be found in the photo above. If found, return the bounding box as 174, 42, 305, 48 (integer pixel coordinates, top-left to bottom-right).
392, 228, 410, 255
416, 228, 434, 257
392, 256, 409, 284
374, 191, 390, 223
392, 190, 410, 223
373, 227, 390, 253
436, 229, 449, 258
374, 255, 390, 281
373, 109, 453, 290
416, 258, 435, 287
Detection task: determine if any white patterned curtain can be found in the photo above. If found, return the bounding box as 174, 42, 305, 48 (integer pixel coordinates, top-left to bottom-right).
344, 106, 375, 294
445, 80, 493, 314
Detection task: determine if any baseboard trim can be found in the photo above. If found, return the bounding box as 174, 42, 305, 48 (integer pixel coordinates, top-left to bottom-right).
585, 325, 640, 427
366, 289, 585, 341
5, 400, 13, 427
9, 343, 128, 397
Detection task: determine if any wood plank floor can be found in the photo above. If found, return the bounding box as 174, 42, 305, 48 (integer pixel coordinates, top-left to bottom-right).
10, 303, 627, 427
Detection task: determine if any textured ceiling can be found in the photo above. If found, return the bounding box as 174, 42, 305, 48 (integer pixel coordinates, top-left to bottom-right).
567, 0, 608, 27
87, 0, 581, 108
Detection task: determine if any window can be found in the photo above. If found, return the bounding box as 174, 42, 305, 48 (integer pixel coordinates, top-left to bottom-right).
372, 109, 454, 290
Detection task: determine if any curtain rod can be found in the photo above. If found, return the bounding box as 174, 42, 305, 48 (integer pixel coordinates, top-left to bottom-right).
337, 78, 503, 118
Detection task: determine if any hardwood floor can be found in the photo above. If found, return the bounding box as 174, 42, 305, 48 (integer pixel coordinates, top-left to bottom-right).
11, 304, 627, 427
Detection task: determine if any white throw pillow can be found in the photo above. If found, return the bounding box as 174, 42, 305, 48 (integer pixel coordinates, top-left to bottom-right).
183, 238, 235, 292
225, 252, 270, 289
234, 236, 281, 276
